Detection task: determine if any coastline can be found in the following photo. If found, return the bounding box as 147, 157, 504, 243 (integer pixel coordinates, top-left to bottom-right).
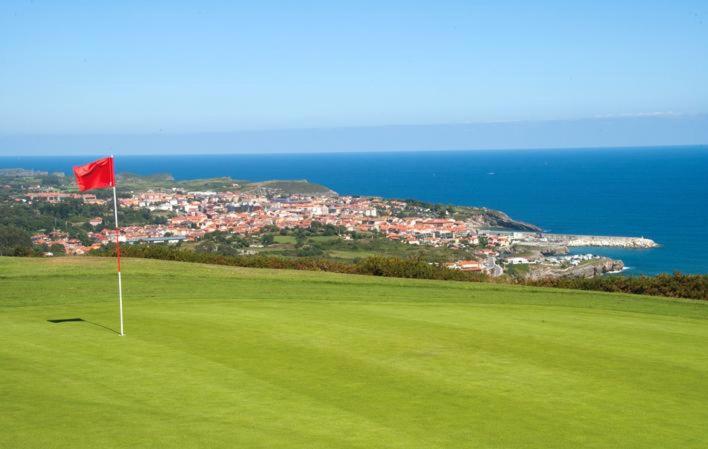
1, 147, 705, 275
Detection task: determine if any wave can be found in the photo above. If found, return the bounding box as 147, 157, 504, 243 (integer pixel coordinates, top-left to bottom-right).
607, 266, 631, 274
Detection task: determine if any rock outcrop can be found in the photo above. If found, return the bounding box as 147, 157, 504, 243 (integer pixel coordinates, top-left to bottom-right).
525, 257, 624, 280
464, 208, 542, 232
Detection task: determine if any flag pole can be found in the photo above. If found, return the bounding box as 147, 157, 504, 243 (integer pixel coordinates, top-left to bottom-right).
111, 155, 124, 336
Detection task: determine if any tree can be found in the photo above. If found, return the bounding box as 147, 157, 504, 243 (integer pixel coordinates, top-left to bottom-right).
478, 235, 489, 248
261, 234, 275, 246
49, 243, 66, 255
195, 240, 218, 254
68, 228, 93, 246
0, 226, 33, 256
309, 221, 323, 233
261, 225, 279, 234
296, 244, 324, 257
152, 215, 168, 225
294, 229, 307, 247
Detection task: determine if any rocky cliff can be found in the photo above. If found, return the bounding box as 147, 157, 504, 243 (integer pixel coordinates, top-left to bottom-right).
525, 257, 624, 281
459, 208, 542, 232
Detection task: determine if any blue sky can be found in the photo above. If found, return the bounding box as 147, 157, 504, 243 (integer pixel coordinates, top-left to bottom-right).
0, 0, 707, 153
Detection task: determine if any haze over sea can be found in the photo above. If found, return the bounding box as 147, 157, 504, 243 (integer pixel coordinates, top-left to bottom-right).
2, 146, 706, 275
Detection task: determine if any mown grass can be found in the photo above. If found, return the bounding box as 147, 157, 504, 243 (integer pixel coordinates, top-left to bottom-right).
1, 256, 707, 448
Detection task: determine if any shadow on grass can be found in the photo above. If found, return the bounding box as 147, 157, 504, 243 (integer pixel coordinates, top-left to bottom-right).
47, 318, 120, 335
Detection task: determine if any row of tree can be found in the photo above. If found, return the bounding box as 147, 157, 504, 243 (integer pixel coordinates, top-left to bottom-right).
89, 244, 707, 301
521, 273, 707, 300
0, 199, 169, 235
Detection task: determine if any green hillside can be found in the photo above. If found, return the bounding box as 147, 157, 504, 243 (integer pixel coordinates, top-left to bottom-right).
1, 257, 707, 448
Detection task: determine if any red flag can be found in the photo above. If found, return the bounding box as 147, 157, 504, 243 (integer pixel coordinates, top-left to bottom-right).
73, 157, 115, 192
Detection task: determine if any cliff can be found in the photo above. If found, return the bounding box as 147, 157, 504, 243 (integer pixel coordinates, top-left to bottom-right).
455, 207, 542, 232
247, 180, 337, 196
524, 257, 624, 281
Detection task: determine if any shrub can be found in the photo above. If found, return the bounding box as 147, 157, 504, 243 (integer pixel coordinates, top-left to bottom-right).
90, 245, 707, 301
0, 226, 33, 257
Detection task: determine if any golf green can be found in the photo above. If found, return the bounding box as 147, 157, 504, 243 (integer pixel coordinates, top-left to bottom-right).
1, 257, 707, 448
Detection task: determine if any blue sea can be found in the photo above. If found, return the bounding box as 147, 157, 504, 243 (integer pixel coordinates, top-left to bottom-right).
2, 146, 706, 275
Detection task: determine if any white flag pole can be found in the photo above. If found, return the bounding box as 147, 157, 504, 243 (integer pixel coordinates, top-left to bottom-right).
111, 155, 125, 336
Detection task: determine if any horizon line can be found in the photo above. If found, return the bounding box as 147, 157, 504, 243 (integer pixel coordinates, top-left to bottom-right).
1, 143, 707, 158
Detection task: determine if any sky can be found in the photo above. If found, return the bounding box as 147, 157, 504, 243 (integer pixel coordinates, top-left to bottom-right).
1, 0, 707, 154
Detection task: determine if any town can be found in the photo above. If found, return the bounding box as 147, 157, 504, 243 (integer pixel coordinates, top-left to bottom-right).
19, 183, 657, 279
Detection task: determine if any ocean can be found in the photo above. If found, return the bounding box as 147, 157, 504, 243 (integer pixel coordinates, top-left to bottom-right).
2, 146, 706, 275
